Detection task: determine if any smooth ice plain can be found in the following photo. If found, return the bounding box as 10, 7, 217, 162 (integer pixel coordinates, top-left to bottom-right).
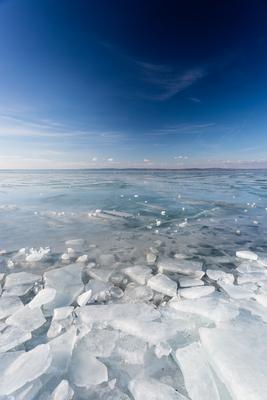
1, 169, 267, 399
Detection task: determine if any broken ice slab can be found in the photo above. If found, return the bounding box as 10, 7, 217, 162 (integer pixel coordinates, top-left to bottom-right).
77, 328, 119, 357
178, 277, 204, 288
77, 289, 92, 306
6, 304, 46, 332
128, 378, 189, 400
0, 344, 51, 396
253, 292, 267, 308
236, 250, 258, 261
10, 379, 42, 400
53, 306, 74, 320
170, 292, 239, 324
175, 342, 220, 400
158, 258, 204, 278
0, 325, 31, 352
69, 344, 108, 388
43, 263, 83, 314
0, 351, 24, 376
0, 295, 23, 319
205, 269, 234, 284
115, 334, 147, 364
123, 265, 152, 285
85, 279, 112, 302
4, 271, 42, 296
76, 303, 160, 325
122, 283, 154, 303
147, 274, 177, 297
237, 299, 267, 324
28, 287, 56, 309
48, 327, 77, 374
236, 261, 266, 274
89, 267, 114, 283
237, 272, 267, 284
219, 283, 255, 300
200, 318, 267, 400
179, 286, 215, 299
51, 380, 74, 400
110, 318, 194, 345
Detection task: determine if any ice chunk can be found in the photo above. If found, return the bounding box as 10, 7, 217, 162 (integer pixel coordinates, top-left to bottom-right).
0, 344, 51, 396
110, 318, 192, 345
147, 274, 177, 297
47, 320, 63, 339
99, 253, 116, 266
65, 238, 85, 247
29, 288, 56, 309
158, 258, 203, 277
200, 318, 267, 400
123, 283, 154, 303
89, 267, 113, 283
115, 334, 147, 364
128, 378, 188, 400
123, 265, 152, 285
76, 254, 88, 263
85, 279, 112, 302
146, 252, 157, 265
77, 328, 119, 357
206, 269, 234, 284
76, 303, 160, 325
155, 342, 171, 358
237, 261, 265, 274
220, 283, 255, 300
53, 306, 74, 320
0, 325, 31, 352
77, 289, 92, 306
11, 380, 42, 400
179, 277, 204, 288
43, 263, 83, 314
26, 247, 50, 262
170, 293, 239, 323
6, 305, 46, 332
236, 250, 258, 261
237, 272, 267, 284
175, 342, 220, 400
48, 327, 77, 373
254, 292, 267, 307
4, 271, 41, 296
0, 295, 23, 319
0, 351, 24, 376
179, 285, 214, 299
51, 380, 74, 400
70, 345, 108, 388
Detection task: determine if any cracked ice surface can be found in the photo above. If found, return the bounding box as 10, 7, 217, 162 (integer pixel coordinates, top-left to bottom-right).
1, 170, 267, 399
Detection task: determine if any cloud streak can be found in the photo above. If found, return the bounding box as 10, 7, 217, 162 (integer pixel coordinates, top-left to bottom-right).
134, 61, 207, 101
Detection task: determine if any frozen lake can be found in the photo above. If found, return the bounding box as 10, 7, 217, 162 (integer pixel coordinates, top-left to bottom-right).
1, 169, 267, 399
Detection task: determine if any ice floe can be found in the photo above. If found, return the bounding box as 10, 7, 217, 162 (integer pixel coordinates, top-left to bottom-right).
175, 342, 220, 400
0, 344, 51, 396
200, 318, 267, 400
179, 285, 215, 299
147, 273, 177, 297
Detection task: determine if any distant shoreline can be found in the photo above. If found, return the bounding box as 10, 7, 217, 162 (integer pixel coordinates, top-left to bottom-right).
0, 168, 267, 172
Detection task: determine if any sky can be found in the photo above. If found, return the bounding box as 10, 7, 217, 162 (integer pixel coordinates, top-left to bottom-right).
0, 0, 267, 169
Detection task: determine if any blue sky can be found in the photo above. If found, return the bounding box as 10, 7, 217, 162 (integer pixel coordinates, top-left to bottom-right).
0, 0, 267, 168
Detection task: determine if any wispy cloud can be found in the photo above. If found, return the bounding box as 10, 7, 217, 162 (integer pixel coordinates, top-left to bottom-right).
102, 43, 209, 101
134, 60, 207, 101
146, 122, 215, 136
